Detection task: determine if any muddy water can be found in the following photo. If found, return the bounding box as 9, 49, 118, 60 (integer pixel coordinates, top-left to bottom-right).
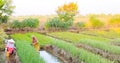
0, 51, 5, 63
40, 50, 62, 63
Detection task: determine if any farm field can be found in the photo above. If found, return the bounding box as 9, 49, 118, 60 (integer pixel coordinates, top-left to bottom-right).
12, 33, 115, 63
1, 0, 120, 63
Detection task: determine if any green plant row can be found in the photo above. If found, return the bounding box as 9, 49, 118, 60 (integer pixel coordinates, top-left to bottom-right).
13, 33, 114, 63
48, 32, 120, 54
49, 32, 110, 42
80, 30, 120, 39
12, 34, 45, 63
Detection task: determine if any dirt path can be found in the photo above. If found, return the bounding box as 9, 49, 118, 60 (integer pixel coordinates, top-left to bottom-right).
46, 34, 120, 63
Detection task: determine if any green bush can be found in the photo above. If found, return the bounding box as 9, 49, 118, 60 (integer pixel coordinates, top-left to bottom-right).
76, 22, 86, 29
10, 18, 39, 29
10, 20, 23, 29
45, 17, 73, 30
22, 18, 39, 28
89, 16, 104, 28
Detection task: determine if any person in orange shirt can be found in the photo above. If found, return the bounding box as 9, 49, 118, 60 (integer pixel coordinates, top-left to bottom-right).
31, 36, 40, 51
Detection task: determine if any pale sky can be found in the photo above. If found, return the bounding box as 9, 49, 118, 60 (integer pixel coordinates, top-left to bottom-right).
12, 0, 120, 16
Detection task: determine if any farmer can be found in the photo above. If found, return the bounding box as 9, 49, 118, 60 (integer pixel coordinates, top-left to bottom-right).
5, 38, 16, 58
31, 35, 40, 51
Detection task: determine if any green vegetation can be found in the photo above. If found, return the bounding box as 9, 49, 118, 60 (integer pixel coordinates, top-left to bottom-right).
0, 0, 15, 23
45, 17, 73, 30
10, 20, 23, 29
48, 32, 120, 54
80, 30, 120, 39
10, 18, 39, 29
76, 22, 86, 29
12, 33, 114, 63
12, 34, 45, 63
0, 28, 8, 50
22, 18, 39, 28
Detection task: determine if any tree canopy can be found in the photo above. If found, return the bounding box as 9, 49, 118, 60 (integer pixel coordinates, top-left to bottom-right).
0, 0, 15, 23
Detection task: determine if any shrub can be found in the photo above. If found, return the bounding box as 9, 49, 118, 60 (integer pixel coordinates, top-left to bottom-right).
109, 16, 120, 27
45, 17, 73, 30
22, 18, 39, 28
76, 22, 86, 29
89, 16, 104, 28
10, 20, 23, 29
10, 18, 39, 29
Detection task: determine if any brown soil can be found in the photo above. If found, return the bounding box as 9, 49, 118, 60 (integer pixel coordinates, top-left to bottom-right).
44, 45, 84, 63
46, 34, 120, 63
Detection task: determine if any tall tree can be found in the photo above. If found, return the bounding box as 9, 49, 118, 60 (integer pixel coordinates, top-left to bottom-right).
0, 0, 15, 23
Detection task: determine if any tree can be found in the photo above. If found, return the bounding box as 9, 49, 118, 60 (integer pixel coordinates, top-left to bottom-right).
56, 2, 78, 22
0, 0, 15, 23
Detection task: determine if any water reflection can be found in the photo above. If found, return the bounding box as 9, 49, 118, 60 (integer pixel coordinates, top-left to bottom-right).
40, 50, 62, 63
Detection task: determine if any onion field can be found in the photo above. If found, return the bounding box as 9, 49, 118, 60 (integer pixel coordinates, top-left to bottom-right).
12, 32, 117, 63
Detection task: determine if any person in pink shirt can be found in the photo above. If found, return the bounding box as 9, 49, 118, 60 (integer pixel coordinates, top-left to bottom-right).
5, 39, 16, 57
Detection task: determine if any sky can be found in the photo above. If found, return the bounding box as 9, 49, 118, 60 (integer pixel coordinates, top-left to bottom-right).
12, 0, 120, 16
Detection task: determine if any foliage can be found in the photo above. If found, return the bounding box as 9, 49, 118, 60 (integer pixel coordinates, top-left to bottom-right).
0, 0, 15, 23
10, 18, 39, 29
89, 16, 104, 28
22, 18, 39, 28
10, 20, 23, 29
45, 17, 73, 30
76, 22, 86, 29
0, 28, 8, 50
109, 15, 120, 27
57, 2, 78, 22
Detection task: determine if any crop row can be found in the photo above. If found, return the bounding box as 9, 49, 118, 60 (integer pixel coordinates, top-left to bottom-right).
80, 30, 120, 39
48, 32, 120, 55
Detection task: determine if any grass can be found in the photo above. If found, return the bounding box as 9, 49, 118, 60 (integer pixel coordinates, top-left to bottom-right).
48, 32, 120, 55
13, 33, 114, 63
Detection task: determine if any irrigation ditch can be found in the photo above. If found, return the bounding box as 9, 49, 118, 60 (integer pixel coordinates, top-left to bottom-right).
41, 45, 84, 63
